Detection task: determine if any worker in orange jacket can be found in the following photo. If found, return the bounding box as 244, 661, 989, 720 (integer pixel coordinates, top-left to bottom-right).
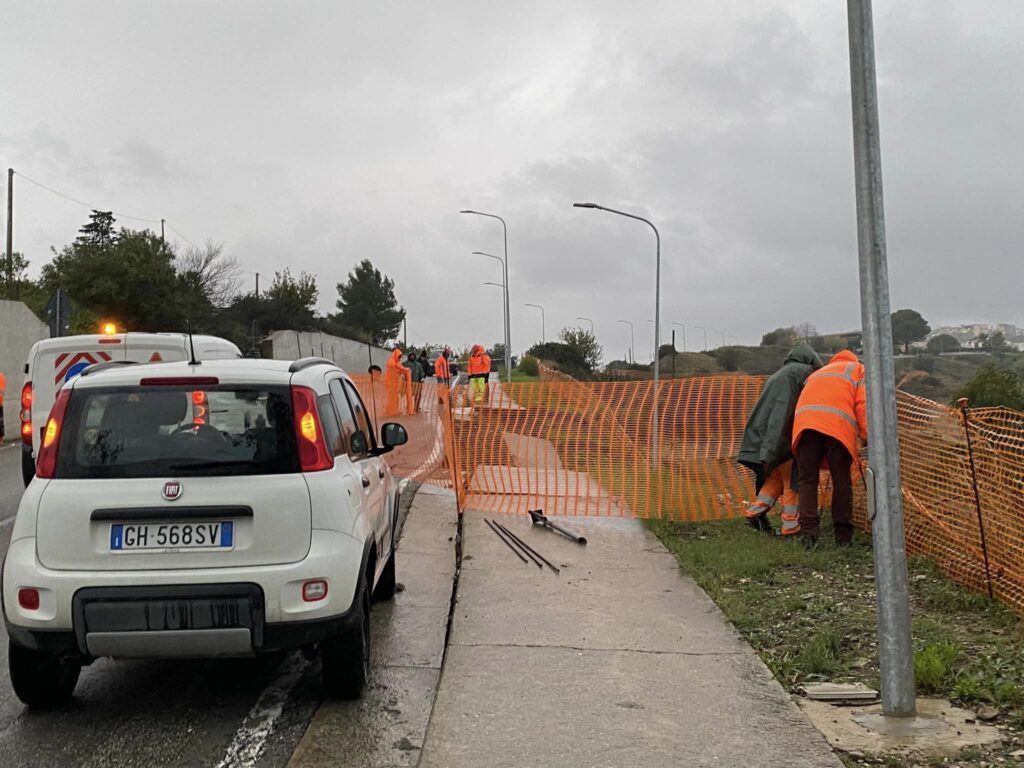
434, 348, 451, 385
791, 349, 867, 548
384, 348, 412, 417
467, 345, 489, 404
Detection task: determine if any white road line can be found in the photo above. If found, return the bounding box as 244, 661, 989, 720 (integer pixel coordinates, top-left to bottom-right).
214, 652, 308, 768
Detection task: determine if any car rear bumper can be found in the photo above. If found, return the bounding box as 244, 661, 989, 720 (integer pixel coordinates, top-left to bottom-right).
3, 529, 370, 658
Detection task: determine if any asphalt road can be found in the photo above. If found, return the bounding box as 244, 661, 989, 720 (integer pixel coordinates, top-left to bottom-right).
0, 444, 422, 768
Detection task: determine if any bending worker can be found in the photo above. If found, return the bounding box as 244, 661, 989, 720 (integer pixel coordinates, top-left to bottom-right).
737, 344, 822, 535
792, 349, 868, 548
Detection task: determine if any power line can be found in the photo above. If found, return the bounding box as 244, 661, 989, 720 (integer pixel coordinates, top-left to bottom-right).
164, 221, 196, 249
13, 171, 163, 224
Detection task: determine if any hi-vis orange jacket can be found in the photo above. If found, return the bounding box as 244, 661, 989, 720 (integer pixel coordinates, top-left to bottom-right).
467, 346, 489, 378
792, 349, 868, 459
434, 353, 450, 380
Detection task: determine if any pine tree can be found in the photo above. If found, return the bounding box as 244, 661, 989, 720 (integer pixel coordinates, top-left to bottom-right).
334, 259, 405, 346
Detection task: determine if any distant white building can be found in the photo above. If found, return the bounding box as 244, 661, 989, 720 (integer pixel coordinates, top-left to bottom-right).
921, 323, 1024, 351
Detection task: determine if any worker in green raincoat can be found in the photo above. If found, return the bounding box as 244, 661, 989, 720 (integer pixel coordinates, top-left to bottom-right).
737, 343, 823, 535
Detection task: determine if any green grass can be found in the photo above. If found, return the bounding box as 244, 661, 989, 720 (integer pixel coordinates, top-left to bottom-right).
507, 367, 539, 382
649, 517, 1024, 764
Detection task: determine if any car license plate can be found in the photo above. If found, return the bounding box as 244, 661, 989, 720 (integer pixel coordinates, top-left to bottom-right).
110, 522, 234, 551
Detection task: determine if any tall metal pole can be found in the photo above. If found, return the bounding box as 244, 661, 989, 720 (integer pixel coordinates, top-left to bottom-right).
487, 283, 509, 358
6, 168, 14, 296
576, 316, 594, 334
462, 211, 511, 382
525, 303, 545, 343
617, 320, 634, 365
575, 203, 660, 461
848, 0, 915, 718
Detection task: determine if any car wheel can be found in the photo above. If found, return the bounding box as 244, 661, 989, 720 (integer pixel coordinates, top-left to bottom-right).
374, 548, 397, 601
321, 572, 370, 700
21, 450, 35, 487
9, 640, 81, 708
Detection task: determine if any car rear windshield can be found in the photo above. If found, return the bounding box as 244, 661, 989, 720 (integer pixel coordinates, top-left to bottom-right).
55, 385, 299, 478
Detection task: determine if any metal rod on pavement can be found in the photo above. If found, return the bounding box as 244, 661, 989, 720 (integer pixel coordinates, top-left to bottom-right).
847, 0, 916, 717
485, 519, 529, 564
957, 398, 994, 600
495, 522, 560, 574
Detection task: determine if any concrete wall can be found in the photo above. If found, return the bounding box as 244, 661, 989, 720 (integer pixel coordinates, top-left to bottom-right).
262, 330, 391, 374
1, 301, 49, 439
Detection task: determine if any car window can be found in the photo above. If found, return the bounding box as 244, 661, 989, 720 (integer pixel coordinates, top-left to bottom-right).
328, 378, 367, 458
56, 385, 298, 478
317, 394, 344, 457
343, 380, 377, 451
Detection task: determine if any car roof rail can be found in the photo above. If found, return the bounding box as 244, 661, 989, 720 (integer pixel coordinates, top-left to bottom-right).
78, 361, 140, 377
288, 357, 335, 373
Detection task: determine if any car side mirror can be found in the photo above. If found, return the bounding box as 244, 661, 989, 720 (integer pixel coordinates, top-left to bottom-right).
381, 422, 408, 450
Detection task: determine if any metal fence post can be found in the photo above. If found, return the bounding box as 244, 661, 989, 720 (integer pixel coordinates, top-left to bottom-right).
847, 0, 916, 717
957, 398, 994, 599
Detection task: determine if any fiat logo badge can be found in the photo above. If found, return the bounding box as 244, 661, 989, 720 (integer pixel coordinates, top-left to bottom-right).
162, 481, 183, 501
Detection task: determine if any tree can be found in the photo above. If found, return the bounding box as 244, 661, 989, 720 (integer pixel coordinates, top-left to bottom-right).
926, 334, 960, 354
0, 252, 48, 316
41, 215, 191, 332
176, 240, 242, 307
334, 259, 405, 346
761, 327, 798, 347
794, 322, 818, 342
955, 365, 1024, 410
658, 343, 676, 360
891, 309, 930, 353
268, 269, 318, 319
559, 327, 602, 372
989, 331, 1009, 351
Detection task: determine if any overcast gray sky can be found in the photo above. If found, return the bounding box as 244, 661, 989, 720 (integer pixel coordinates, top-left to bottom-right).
2, 1, 1021, 359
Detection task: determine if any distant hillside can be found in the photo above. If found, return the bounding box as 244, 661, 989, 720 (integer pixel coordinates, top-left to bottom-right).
895, 352, 1024, 403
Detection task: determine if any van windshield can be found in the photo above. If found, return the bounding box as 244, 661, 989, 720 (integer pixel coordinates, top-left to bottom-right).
55, 385, 299, 478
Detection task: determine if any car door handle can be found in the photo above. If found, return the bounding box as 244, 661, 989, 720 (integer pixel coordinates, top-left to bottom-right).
361, 475, 371, 488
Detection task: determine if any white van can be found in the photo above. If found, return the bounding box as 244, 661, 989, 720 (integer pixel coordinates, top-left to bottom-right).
19, 333, 241, 485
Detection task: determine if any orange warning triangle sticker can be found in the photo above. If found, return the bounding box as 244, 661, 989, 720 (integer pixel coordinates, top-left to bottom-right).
148, 352, 163, 362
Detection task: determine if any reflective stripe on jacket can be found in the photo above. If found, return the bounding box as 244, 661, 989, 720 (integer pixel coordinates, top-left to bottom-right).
792, 350, 867, 459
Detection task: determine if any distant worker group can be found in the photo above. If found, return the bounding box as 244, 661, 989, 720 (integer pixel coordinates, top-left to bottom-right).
738, 345, 868, 549
380, 345, 460, 417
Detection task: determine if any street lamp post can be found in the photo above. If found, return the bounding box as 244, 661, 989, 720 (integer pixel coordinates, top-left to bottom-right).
672, 322, 686, 352
463, 210, 511, 383
575, 202, 661, 461
576, 316, 594, 334
695, 325, 708, 351
484, 282, 508, 358
524, 303, 546, 343
471, 250, 510, 379
617, 319, 635, 364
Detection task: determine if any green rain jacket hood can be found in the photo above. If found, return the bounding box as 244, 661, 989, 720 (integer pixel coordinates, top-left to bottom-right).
737, 344, 824, 483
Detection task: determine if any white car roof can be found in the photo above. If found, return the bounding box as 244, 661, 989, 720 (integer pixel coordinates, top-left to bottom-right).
68, 358, 345, 389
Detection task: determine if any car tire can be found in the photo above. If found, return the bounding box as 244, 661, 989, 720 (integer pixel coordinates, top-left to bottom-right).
8, 640, 81, 708
321, 573, 370, 700
374, 549, 397, 601
21, 450, 35, 487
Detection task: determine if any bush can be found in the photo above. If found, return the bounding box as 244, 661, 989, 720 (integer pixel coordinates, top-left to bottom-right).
519, 355, 539, 377
916, 355, 936, 374
915, 641, 960, 694
955, 364, 1024, 410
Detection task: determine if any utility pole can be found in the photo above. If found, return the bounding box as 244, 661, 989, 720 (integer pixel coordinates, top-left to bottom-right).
160, 218, 165, 245
6, 168, 13, 296
848, 0, 915, 717
255, 272, 260, 298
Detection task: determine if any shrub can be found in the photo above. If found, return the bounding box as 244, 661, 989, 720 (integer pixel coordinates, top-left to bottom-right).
519, 355, 539, 377
955, 364, 1024, 410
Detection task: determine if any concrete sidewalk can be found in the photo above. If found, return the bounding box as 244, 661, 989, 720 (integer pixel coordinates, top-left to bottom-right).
419, 513, 841, 768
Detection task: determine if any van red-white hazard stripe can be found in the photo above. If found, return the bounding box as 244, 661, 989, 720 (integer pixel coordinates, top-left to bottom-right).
53, 351, 112, 384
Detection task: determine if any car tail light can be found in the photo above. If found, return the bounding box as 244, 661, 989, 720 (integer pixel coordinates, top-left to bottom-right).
34, 389, 72, 479
20, 382, 33, 446
18, 588, 40, 611
291, 386, 333, 472
191, 390, 208, 425
302, 580, 328, 602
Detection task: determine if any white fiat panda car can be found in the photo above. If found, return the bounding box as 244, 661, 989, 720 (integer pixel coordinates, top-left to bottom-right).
2, 356, 407, 707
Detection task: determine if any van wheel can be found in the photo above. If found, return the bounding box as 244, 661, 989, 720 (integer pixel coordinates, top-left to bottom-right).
321, 574, 370, 700
9, 640, 81, 708
21, 450, 35, 487
374, 549, 397, 601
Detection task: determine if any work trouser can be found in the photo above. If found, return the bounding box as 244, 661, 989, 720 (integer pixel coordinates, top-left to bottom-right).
470, 376, 486, 403
744, 460, 800, 535
796, 430, 853, 542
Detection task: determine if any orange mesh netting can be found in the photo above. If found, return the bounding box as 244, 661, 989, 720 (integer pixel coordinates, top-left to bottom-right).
360, 368, 1024, 611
